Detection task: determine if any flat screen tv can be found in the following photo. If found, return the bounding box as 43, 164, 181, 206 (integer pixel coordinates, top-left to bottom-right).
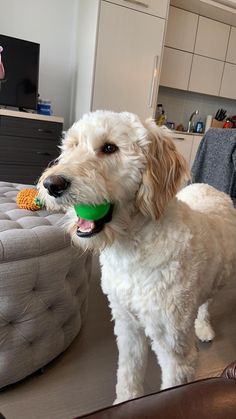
0, 34, 40, 110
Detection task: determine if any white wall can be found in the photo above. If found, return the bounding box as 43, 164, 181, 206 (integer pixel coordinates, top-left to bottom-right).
0, 0, 78, 128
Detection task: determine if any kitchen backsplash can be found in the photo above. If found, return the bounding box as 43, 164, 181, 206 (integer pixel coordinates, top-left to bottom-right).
157, 86, 236, 131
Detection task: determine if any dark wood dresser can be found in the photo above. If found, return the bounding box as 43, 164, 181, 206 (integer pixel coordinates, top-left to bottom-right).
0, 110, 64, 184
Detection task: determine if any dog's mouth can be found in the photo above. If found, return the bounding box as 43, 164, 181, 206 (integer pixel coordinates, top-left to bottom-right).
76, 205, 113, 238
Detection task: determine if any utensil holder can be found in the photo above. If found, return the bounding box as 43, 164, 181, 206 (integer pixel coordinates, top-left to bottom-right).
211, 118, 225, 128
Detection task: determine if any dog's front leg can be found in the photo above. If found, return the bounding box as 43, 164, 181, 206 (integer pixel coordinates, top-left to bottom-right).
151, 331, 197, 390
112, 312, 148, 404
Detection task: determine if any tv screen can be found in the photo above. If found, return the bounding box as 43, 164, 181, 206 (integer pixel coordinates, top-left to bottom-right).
0, 34, 40, 110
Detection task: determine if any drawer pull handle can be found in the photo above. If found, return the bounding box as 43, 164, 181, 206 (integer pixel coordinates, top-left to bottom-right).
123, 0, 148, 7
37, 128, 53, 134
37, 151, 52, 156
174, 137, 185, 141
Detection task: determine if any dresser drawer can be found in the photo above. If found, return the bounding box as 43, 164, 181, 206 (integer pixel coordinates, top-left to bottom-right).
0, 116, 62, 140
0, 135, 59, 166
0, 163, 46, 184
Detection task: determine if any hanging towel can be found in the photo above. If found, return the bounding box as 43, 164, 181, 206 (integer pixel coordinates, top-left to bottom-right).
191, 128, 236, 206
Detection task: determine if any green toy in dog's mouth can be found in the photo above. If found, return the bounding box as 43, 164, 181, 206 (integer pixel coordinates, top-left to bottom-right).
74, 202, 113, 238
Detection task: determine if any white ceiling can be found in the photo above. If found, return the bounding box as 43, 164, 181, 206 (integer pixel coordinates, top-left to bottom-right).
216, 0, 236, 8
171, 0, 236, 25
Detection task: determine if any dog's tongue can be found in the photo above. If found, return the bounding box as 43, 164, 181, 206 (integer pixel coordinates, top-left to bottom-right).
77, 217, 95, 233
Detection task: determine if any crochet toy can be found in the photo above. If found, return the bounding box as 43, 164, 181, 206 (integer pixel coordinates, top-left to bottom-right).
74, 202, 111, 221
16, 188, 43, 211
16, 189, 111, 218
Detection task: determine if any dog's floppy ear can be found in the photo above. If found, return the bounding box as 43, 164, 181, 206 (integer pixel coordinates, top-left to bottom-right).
136, 119, 190, 220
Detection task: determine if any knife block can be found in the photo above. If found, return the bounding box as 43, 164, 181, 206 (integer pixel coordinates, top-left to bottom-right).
211, 118, 225, 128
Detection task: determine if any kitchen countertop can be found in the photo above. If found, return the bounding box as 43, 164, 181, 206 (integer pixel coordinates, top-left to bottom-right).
172, 130, 204, 136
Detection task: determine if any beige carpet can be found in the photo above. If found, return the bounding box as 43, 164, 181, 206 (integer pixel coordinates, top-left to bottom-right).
0, 256, 236, 419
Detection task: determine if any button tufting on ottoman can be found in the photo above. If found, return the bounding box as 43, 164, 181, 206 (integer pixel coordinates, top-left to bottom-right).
0, 181, 91, 388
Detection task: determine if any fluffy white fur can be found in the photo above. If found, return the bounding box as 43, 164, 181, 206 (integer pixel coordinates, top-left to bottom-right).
38, 110, 236, 403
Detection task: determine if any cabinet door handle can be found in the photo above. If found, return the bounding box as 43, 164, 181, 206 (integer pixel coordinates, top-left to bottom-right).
37, 128, 53, 134
148, 55, 159, 108
37, 151, 53, 156
123, 0, 148, 8
174, 137, 185, 141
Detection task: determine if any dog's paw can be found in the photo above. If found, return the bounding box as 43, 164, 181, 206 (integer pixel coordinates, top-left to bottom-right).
113, 389, 144, 405
195, 319, 215, 342
113, 398, 124, 405
113, 396, 134, 405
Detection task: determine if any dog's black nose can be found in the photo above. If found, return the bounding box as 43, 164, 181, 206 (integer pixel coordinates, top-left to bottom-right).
43, 175, 70, 197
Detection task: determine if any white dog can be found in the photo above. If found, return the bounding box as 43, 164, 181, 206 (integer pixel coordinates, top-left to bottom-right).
38, 110, 236, 403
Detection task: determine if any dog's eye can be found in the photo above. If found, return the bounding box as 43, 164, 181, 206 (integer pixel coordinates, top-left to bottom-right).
48, 158, 59, 168
101, 143, 119, 154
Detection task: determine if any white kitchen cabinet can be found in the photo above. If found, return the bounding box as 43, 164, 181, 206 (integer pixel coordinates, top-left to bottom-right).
165, 6, 198, 52
188, 55, 224, 96
226, 27, 236, 64
172, 133, 194, 166
194, 16, 230, 61
92, 1, 165, 120
190, 135, 203, 167
159, 7, 236, 100
105, 0, 168, 18
75, 0, 168, 121
172, 132, 203, 168
160, 47, 192, 90
220, 62, 236, 99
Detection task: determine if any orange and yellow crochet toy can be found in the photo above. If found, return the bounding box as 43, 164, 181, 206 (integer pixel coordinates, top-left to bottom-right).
16, 188, 43, 211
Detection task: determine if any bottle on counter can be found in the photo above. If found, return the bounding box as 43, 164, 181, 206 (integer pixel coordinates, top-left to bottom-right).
156, 103, 163, 122
223, 118, 233, 128
194, 119, 204, 133
157, 110, 167, 127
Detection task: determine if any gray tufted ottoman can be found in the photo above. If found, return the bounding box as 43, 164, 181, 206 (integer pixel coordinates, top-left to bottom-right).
0, 181, 91, 388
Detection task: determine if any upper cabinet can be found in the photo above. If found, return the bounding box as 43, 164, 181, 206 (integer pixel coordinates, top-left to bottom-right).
189, 55, 224, 96
160, 47, 192, 90
226, 26, 236, 64
160, 6, 236, 100
220, 63, 236, 99
105, 0, 168, 18
165, 7, 198, 52
220, 26, 236, 99
194, 16, 230, 61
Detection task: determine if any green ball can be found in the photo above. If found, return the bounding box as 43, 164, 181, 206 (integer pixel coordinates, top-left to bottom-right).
74, 202, 111, 221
